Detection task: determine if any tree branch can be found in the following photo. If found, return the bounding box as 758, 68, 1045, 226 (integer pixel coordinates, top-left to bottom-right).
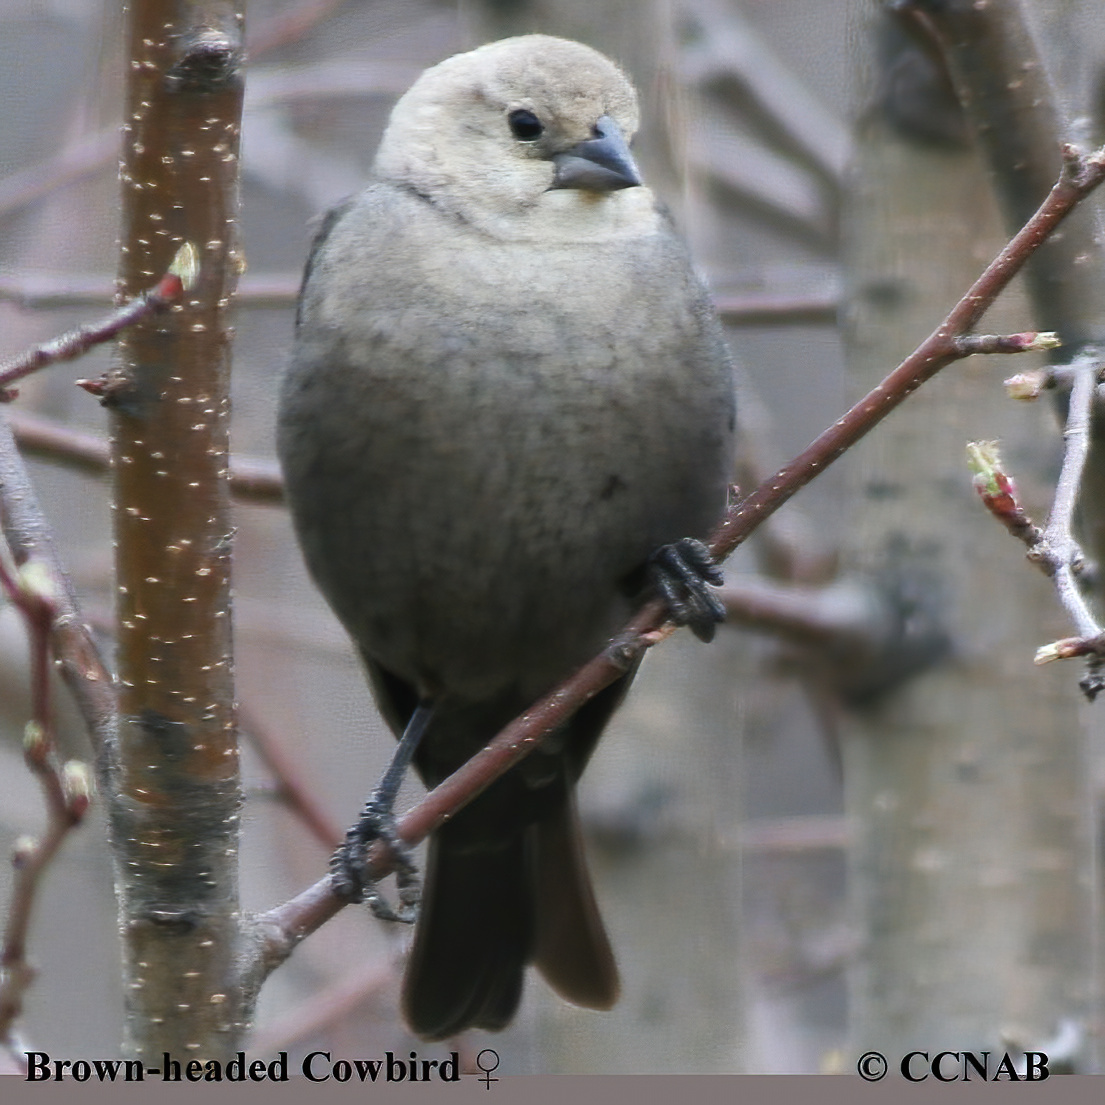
247, 141, 1105, 977
714, 144, 1105, 556
714, 291, 838, 327
0, 417, 115, 752
0, 262, 191, 402
970, 353, 1105, 694
0, 272, 300, 310
7, 410, 284, 505
240, 706, 343, 850
0, 543, 92, 1046
110, 1, 247, 1061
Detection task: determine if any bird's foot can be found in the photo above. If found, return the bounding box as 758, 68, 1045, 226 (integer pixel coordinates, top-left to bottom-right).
648, 537, 726, 642
330, 701, 434, 921
330, 795, 421, 923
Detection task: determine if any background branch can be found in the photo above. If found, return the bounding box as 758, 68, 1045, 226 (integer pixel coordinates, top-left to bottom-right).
0, 541, 92, 1046
906, 0, 1105, 350
0, 417, 115, 752
7, 411, 284, 505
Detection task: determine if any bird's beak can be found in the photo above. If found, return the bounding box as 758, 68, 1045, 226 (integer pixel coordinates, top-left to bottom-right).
550, 115, 642, 193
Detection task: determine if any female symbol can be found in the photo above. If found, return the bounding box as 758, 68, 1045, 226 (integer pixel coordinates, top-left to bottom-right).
475, 1048, 500, 1088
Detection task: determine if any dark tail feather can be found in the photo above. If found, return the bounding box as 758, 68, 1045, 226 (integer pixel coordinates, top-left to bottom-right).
532, 790, 619, 1009
401, 830, 531, 1040
401, 793, 617, 1038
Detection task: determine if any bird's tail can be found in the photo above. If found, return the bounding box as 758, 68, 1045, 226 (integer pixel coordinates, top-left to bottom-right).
401, 794, 618, 1040
532, 787, 619, 1010
402, 827, 530, 1040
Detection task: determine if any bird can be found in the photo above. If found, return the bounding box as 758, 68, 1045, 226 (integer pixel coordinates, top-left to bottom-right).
276, 34, 736, 1040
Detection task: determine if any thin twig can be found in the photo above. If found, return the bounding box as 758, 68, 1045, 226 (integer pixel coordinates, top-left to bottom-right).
968, 354, 1105, 691
0, 261, 192, 402
1038, 356, 1097, 589
0, 416, 115, 749
953, 330, 1060, 356
248, 143, 1105, 972
714, 292, 838, 327
720, 578, 874, 646
0, 543, 92, 1044
0, 273, 301, 310
1030, 356, 1105, 675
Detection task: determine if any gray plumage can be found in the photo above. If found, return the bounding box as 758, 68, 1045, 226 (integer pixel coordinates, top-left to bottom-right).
277, 34, 735, 1039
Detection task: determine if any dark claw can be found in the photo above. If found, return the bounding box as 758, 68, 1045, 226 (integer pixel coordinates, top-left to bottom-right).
648, 537, 726, 642
330, 796, 421, 923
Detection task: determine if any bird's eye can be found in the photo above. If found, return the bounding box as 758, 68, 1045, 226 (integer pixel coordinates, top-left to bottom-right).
507, 109, 544, 141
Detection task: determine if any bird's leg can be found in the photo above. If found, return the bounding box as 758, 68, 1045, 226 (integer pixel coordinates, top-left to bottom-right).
330, 701, 435, 922
648, 537, 726, 642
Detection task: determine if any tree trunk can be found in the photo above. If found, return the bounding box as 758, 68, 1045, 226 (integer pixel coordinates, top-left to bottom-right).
110, 0, 246, 1060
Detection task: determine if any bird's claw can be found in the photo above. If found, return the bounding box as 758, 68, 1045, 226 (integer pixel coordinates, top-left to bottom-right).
648, 537, 726, 642
330, 797, 421, 924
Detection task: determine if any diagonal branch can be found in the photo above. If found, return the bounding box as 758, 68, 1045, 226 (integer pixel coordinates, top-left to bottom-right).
247, 141, 1105, 976
713, 143, 1105, 558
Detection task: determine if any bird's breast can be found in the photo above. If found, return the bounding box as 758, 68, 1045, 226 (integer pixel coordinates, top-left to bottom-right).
281, 193, 733, 701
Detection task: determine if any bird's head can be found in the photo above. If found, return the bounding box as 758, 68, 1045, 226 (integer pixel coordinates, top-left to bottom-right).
373, 35, 657, 240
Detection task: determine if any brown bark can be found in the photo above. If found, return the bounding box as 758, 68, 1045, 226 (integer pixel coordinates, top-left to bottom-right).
109, 0, 246, 1060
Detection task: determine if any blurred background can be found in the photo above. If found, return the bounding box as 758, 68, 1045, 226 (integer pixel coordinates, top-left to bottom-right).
1, 0, 1103, 1075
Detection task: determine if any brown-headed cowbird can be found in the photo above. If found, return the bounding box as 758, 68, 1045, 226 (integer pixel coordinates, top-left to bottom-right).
277, 34, 735, 1040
